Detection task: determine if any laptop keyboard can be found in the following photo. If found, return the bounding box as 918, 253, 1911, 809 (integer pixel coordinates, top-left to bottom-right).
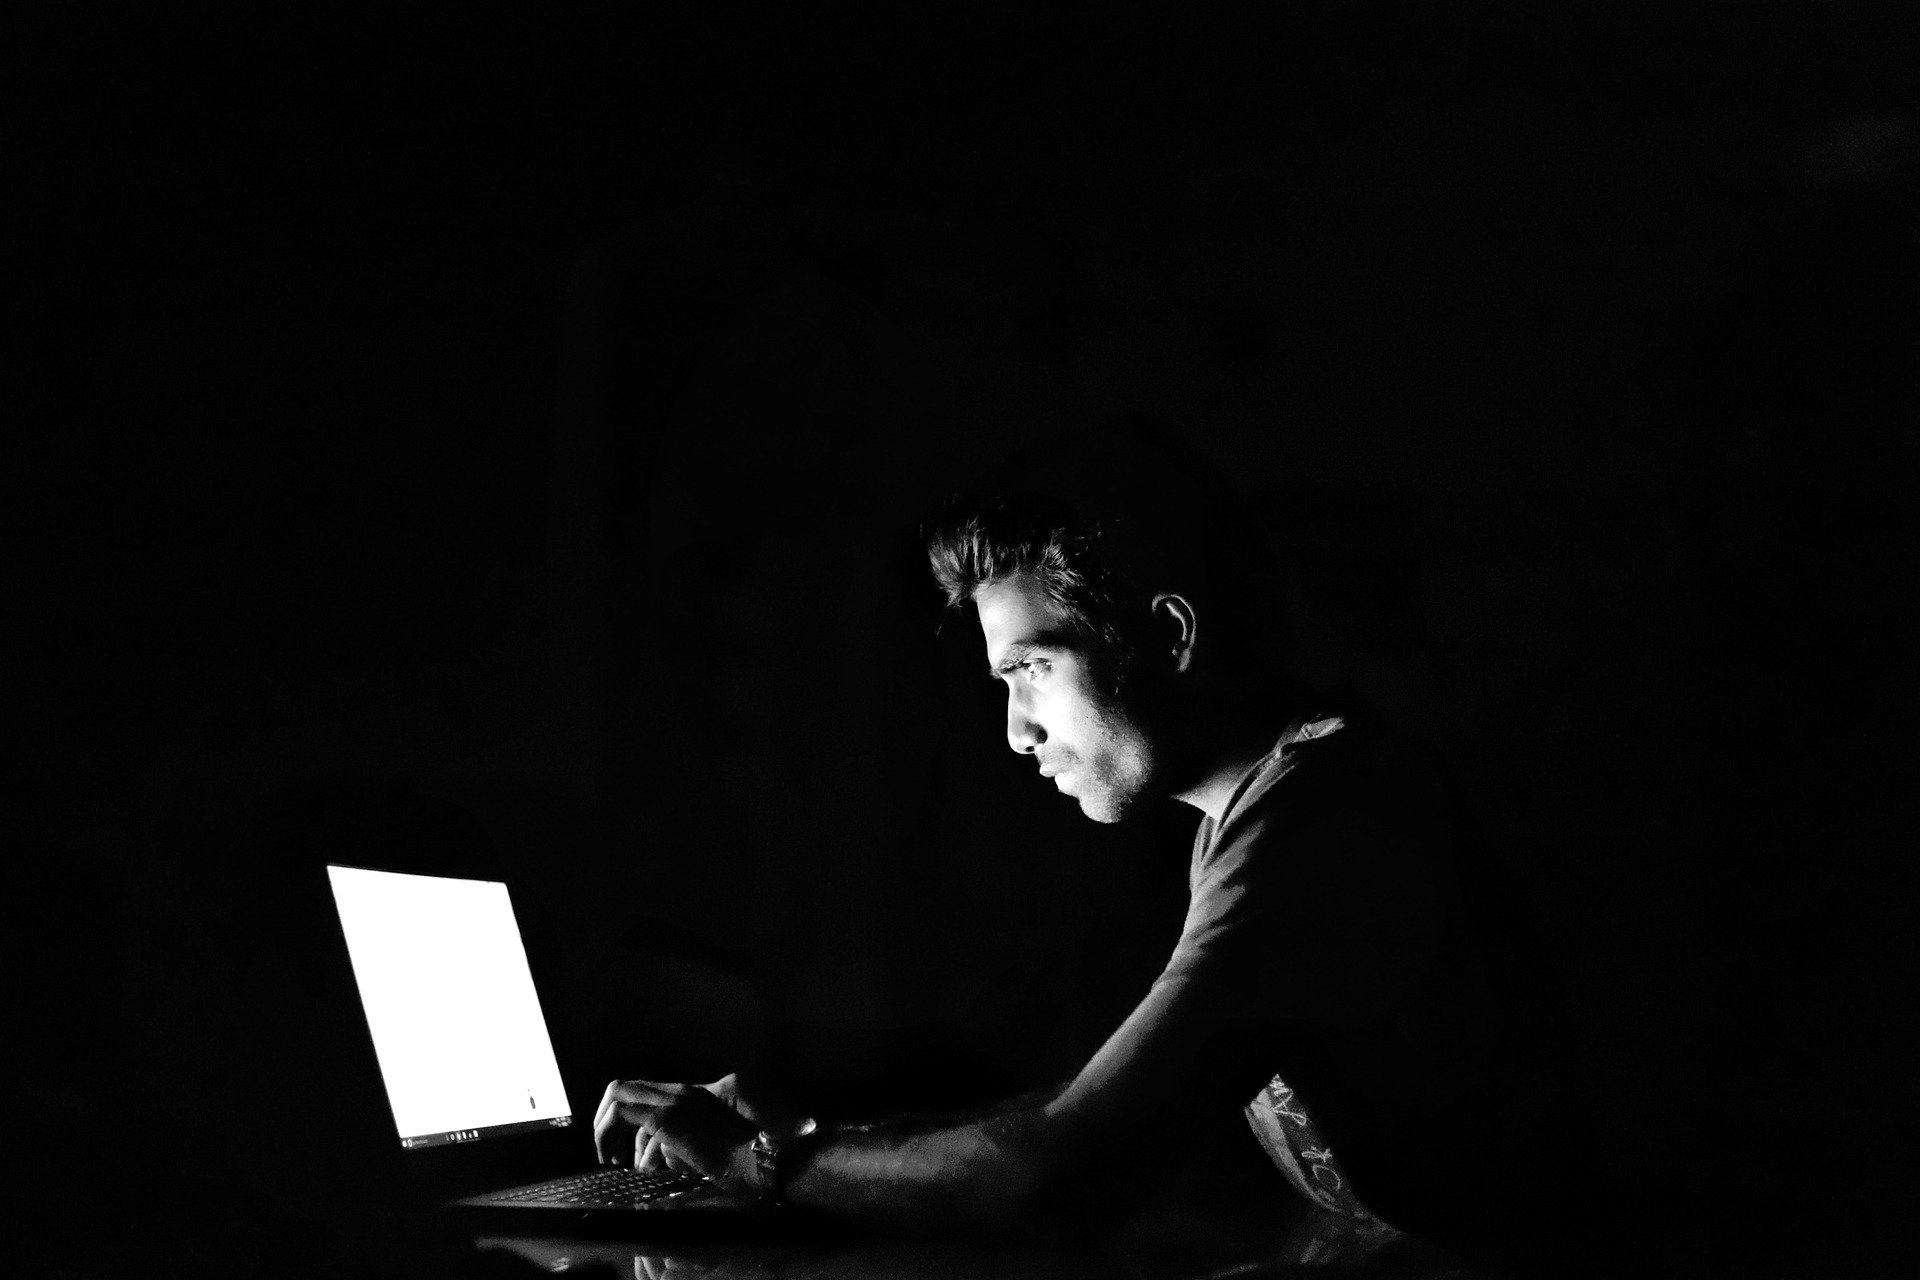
481, 1167, 708, 1207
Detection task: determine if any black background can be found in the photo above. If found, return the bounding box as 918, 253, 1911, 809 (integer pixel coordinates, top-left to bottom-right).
14, 4, 1918, 1276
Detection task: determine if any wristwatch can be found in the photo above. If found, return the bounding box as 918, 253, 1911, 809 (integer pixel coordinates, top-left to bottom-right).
749, 1118, 818, 1202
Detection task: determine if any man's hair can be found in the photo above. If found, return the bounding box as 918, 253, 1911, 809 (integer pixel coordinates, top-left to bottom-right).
925, 414, 1286, 667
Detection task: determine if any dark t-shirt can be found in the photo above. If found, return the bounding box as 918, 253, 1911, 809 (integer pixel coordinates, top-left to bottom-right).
1159, 712, 1549, 1250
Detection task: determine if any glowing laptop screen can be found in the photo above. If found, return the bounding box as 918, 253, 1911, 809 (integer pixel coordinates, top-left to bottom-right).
326, 864, 574, 1149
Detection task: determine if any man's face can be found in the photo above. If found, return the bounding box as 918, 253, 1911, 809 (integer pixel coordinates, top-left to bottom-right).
976, 573, 1158, 824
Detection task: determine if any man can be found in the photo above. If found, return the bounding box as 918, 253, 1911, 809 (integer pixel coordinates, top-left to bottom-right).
594, 419, 1558, 1264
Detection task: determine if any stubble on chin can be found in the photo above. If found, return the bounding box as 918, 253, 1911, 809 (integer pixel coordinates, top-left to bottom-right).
1071, 769, 1139, 824
1078, 796, 1127, 824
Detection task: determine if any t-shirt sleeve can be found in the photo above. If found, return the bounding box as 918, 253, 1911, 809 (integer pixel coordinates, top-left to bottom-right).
1158, 733, 1455, 1031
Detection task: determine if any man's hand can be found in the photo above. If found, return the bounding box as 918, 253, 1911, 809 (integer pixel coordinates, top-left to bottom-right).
592, 1075, 772, 1188
701, 1071, 815, 1140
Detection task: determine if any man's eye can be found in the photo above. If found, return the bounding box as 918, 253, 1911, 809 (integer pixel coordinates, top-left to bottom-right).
1019, 659, 1051, 681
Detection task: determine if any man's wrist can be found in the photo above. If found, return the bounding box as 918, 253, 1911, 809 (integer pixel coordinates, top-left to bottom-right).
746, 1118, 819, 1201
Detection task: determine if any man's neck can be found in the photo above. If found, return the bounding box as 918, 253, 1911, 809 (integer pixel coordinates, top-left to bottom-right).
1171, 724, 1283, 824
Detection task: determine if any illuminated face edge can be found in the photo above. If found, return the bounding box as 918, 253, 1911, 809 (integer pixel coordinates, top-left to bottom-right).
974, 573, 1156, 824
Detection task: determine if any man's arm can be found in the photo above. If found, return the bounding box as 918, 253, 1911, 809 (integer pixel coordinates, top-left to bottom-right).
604, 973, 1271, 1228
777, 1103, 1059, 1224
831, 1081, 1069, 1136
776, 973, 1271, 1227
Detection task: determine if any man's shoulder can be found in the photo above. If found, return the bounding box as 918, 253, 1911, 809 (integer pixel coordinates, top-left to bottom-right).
1168, 707, 1469, 1016
1248, 708, 1436, 811
1197, 710, 1450, 881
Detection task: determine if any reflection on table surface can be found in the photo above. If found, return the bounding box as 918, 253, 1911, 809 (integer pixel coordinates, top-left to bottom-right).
479, 1236, 1108, 1280
476, 1206, 1481, 1280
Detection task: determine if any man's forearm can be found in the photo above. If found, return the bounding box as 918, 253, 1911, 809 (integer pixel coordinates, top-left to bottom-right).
784, 1105, 1062, 1225
831, 1082, 1070, 1138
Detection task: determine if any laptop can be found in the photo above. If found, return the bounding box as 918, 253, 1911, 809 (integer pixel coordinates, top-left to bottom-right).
323, 862, 818, 1239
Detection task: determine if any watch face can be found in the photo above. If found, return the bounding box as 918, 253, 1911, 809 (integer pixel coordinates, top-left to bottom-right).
751, 1123, 815, 1198
752, 1131, 779, 1192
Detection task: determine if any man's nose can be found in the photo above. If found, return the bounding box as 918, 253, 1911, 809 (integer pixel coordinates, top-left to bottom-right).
1007, 697, 1045, 755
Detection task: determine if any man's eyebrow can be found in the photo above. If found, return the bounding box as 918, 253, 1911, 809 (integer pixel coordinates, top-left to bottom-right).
986, 632, 1073, 680
988, 645, 1033, 681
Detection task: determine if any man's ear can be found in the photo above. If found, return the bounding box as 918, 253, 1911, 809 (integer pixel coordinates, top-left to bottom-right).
1149, 593, 1198, 674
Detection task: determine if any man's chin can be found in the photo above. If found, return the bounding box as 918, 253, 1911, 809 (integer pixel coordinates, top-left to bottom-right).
1073, 792, 1131, 824
1052, 768, 1149, 823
